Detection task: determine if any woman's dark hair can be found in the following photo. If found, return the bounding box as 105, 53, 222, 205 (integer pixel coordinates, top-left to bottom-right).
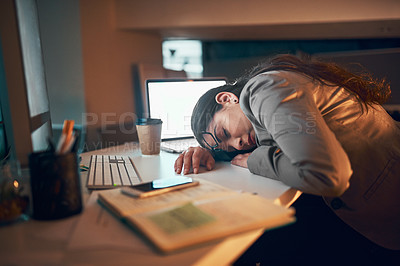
191, 54, 391, 150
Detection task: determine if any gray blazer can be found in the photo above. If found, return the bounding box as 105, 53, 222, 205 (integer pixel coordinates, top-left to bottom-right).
240, 71, 400, 250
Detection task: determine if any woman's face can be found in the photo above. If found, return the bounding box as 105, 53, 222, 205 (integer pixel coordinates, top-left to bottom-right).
203, 92, 257, 152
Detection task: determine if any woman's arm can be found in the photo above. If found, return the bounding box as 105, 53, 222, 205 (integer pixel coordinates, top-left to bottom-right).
241, 72, 353, 197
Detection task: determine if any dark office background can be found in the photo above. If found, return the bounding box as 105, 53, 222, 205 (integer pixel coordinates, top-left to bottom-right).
202, 38, 400, 79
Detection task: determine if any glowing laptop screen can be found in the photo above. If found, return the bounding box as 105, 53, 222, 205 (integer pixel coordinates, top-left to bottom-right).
146, 78, 227, 140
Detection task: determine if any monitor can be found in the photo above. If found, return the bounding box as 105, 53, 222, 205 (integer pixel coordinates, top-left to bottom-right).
0, 0, 52, 167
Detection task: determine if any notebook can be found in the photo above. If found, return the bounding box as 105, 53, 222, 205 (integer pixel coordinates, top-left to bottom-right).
146, 78, 227, 153
97, 179, 295, 253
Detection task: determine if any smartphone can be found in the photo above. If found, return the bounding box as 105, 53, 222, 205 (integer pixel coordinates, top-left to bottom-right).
120, 177, 199, 198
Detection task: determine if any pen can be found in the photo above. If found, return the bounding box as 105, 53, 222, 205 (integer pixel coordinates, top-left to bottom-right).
61, 133, 76, 154
120, 187, 139, 198
57, 120, 75, 154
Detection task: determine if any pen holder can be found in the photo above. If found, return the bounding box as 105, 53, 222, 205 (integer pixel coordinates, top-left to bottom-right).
29, 151, 82, 220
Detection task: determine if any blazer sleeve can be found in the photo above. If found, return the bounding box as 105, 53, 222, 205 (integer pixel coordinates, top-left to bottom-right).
241, 72, 353, 197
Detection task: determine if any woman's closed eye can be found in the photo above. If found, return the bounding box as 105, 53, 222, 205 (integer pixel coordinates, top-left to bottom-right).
214, 126, 230, 144
222, 128, 230, 139
218, 128, 236, 151
217, 128, 231, 144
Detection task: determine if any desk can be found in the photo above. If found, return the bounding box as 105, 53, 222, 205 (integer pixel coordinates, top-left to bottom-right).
0, 143, 299, 265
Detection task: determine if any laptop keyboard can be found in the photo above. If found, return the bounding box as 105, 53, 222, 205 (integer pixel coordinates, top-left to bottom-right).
161, 138, 200, 153
86, 155, 142, 189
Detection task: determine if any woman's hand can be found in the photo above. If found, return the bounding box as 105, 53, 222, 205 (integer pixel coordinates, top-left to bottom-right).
231, 153, 251, 168
174, 146, 215, 175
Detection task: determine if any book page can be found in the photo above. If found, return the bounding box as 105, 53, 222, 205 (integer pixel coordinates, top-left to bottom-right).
129, 193, 295, 253
148, 203, 217, 234
97, 178, 236, 217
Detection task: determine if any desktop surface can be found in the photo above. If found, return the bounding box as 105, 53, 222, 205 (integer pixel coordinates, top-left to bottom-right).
0, 142, 295, 265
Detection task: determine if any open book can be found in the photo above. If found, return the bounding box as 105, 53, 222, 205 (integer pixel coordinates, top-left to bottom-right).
97, 178, 295, 253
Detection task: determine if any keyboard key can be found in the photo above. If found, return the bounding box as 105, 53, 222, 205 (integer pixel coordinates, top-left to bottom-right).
87, 155, 96, 186
110, 162, 121, 186
118, 162, 131, 186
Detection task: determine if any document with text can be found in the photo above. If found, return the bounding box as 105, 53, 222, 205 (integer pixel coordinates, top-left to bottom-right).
97, 178, 295, 253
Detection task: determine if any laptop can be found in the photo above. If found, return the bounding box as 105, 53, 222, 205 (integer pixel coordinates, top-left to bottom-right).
86, 78, 226, 190
146, 78, 227, 153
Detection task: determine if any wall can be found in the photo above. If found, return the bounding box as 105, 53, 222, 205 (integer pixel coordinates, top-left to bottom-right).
114, 0, 400, 40
79, 0, 163, 150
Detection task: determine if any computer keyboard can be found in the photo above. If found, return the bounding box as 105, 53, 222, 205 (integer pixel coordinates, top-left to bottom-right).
86, 155, 142, 189
161, 138, 200, 153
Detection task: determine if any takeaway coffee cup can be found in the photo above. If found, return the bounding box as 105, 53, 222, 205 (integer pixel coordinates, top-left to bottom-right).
136, 118, 163, 155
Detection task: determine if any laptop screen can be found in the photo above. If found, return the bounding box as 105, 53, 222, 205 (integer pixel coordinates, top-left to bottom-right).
146, 78, 227, 140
